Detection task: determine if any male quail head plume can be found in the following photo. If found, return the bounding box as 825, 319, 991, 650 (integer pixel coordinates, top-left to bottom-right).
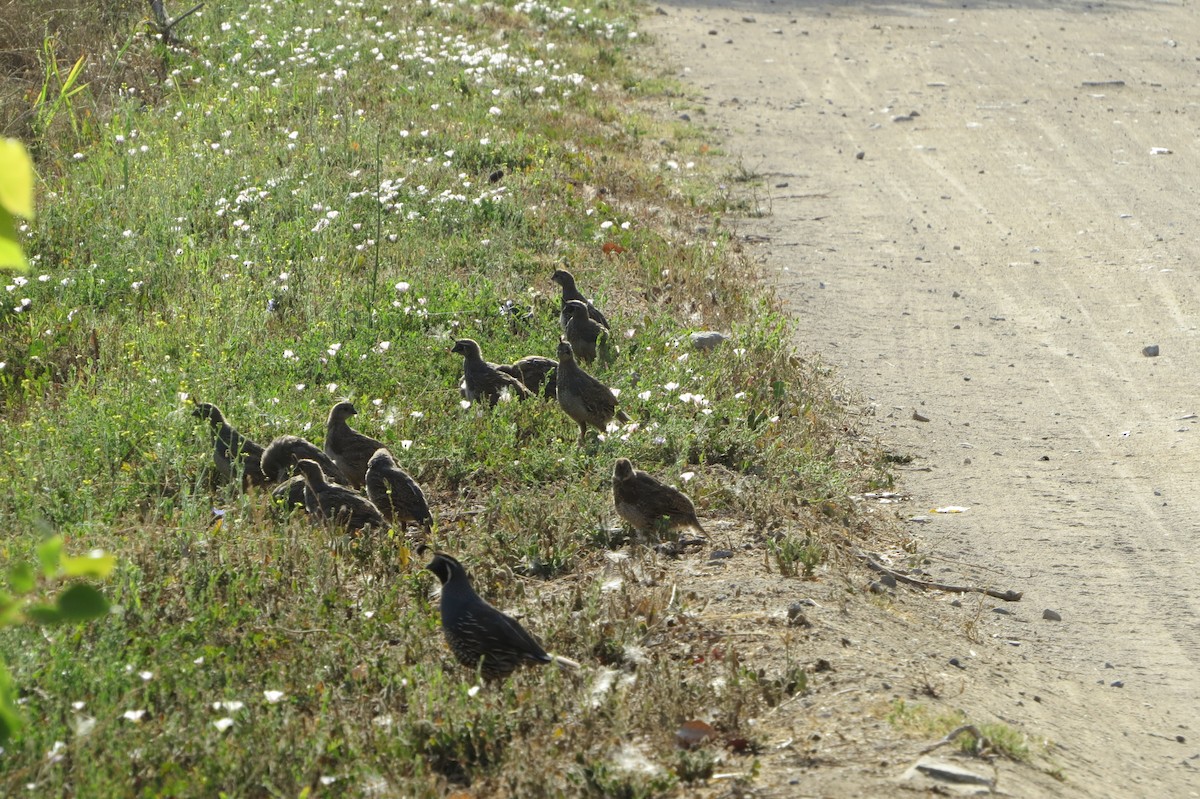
324, 401, 385, 488
612, 457, 706, 538
425, 551, 578, 681
365, 447, 433, 534
450, 339, 533, 406
551, 268, 610, 332
563, 299, 609, 364
294, 458, 386, 533
191, 402, 268, 489
262, 434, 351, 485
498, 355, 558, 399
554, 340, 630, 446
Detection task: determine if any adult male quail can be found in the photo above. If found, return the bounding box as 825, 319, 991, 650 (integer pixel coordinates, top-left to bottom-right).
563, 299, 609, 364
451, 339, 533, 406
262, 434, 350, 485
612, 457, 706, 537
555, 340, 629, 446
425, 551, 578, 681
324, 401, 385, 488
551, 268, 609, 331
294, 458, 385, 533
498, 355, 557, 399
191, 402, 267, 489
365, 447, 433, 534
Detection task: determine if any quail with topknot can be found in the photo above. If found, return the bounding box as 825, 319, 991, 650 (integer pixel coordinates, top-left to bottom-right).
365, 448, 433, 534
425, 551, 579, 681
324, 401, 385, 488
451, 339, 533, 406
555, 340, 629, 446
612, 457, 706, 538
262, 434, 350, 486
191, 402, 267, 489
497, 355, 558, 399
563, 299, 611, 364
294, 458, 385, 533
551, 268, 609, 331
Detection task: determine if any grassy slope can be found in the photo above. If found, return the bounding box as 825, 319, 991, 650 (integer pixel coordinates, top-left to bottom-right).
0, 0, 884, 795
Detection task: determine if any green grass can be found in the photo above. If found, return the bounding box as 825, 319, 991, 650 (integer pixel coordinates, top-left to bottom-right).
0, 0, 884, 794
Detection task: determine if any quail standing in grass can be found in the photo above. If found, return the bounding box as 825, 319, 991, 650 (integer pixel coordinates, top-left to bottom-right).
324, 401, 385, 488
451, 339, 533, 406
191, 402, 268, 489
551, 268, 609, 331
262, 434, 350, 485
612, 457, 706, 538
498, 355, 558, 399
425, 551, 578, 681
563, 299, 610, 364
365, 447, 433, 534
555, 340, 629, 446
294, 458, 385, 533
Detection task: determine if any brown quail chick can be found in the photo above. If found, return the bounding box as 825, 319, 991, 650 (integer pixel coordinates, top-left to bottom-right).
425, 551, 579, 681
551, 268, 609, 331
365, 448, 433, 534
498, 355, 558, 399
191, 402, 268, 489
294, 458, 386, 534
612, 457, 706, 539
451, 339, 533, 406
324, 401, 385, 488
563, 299, 611, 364
555, 340, 629, 446
262, 434, 350, 485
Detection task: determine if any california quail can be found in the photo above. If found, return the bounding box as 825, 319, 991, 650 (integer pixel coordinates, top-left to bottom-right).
425, 551, 577, 681
551, 268, 610, 331
451, 339, 533, 406
498, 355, 557, 399
262, 434, 351, 485
324, 401, 385, 488
294, 458, 386, 533
555, 340, 629, 446
612, 457, 706, 538
365, 447, 433, 534
191, 402, 268, 489
563, 299, 610, 364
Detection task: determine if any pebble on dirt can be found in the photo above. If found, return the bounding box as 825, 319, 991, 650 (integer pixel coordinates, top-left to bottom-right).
1043, 609, 1063, 621
1142, 344, 1160, 357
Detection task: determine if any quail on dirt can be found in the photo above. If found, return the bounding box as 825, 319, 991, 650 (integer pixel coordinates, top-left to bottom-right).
551, 268, 609, 331
294, 458, 385, 533
451, 338, 534, 406
554, 340, 629, 446
612, 457, 706, 538
365, 447, 433, 534
425, 551, 578, 681
498, 355, 558, 399
191, 402, 268, 489
262, 434, 350, 485
324, 401, 385, 488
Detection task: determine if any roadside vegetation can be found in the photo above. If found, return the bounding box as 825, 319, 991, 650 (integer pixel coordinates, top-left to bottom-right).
0, 0, 888, 794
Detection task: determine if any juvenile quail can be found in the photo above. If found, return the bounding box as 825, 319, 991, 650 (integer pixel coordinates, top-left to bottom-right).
365, 448, 433, 534
262, 434, 350, 485
612, 457, 706, 537
294, 458, 385, 533
191, 402, 267, 489
324, 401, 385, 488
270, 475, 309, 511
555, 340, 629, 446
425, 551, 578, 681
451, 339, 533, 406
551, 268, 609, 331
563, 299, 609, 364
498, 355, 557, 399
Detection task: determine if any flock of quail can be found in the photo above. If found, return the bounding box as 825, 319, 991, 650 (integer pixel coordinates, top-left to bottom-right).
192, 269, 706, 681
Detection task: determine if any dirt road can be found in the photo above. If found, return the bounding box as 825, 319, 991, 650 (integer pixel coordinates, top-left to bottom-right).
647, 0, 1200, 794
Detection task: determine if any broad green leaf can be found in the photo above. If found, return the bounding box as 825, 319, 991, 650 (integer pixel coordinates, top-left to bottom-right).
56, 583, 109, 621
61, 552, 116, 579
0, 661, 20, 744
36, 536, 63, 577
0, 592, 19, 627
24, 603, 61, 624
0, 208, 27, 272
7, 562, 35, 594
0, 138, 35, 220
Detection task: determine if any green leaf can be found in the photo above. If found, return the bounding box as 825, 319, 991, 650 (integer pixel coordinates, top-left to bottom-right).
24, 603, 61, 624
61, 551, 116, 579
7, 562, 35, 594
36, 536, 63, 577
0, 660, 21, 744
0, 592, 19, 627
55, 583, 109, 621
0, 207, 27, 273
0, 138, 35, 220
